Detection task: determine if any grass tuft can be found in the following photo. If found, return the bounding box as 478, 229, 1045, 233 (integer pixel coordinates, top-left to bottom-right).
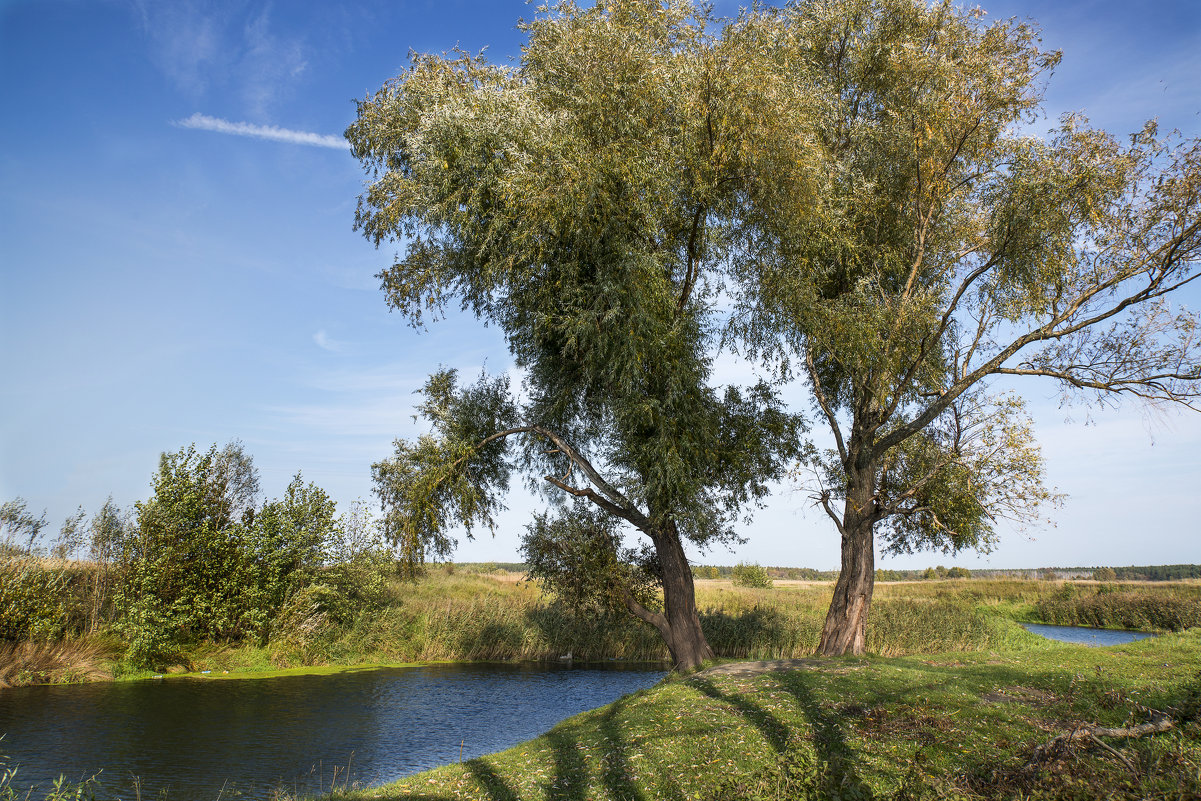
0, 637, 116, 687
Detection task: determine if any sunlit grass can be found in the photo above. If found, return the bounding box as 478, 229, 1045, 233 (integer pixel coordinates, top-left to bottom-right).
333, 630, 1201, 800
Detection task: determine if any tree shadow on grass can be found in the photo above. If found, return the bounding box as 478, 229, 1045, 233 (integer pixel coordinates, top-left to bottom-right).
688, 677, 792, 753
774, 669, 877, 800
595, 698, 651, 801
464, 697, 655, 801
691, 670, 881, 800
462, 757, 521, 801
545, 727, 588, 801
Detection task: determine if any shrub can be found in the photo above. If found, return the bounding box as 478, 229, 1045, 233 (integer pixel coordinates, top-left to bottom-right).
244, 473, 338, 637
732, 562, 773, 589
0, 556, 74, 640
117, 444, 262, 665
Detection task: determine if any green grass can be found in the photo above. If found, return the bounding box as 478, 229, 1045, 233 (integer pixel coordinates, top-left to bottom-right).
332, 630, 1201, 800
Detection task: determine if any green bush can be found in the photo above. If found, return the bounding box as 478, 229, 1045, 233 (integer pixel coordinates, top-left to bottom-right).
0, 557, 74, 641
114, 444, 392, 667
732, 562, 773, 589
116, 445, 261, 665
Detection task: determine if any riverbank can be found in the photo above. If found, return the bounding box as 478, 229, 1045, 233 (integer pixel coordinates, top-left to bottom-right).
4, 574, 1199, 686
334, 630, 1201, 800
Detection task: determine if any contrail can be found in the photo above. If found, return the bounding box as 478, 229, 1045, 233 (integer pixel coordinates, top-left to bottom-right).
175, 113, 346, 149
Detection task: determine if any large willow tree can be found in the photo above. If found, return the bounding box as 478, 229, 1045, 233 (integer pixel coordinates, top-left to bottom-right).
731, 0, 1201, 654
347, 0, 800, 670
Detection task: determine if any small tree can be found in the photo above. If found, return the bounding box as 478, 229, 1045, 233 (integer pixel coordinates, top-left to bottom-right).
248, 473, 337, 630
521, 503, 661, 619
119, 443, 262, 664
732, 562, 773, 589
50, 507, 87, 560
86, 497, 131, 633
0, 498, 47, 554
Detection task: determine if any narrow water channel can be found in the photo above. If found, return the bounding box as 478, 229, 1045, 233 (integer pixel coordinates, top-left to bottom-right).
0, 663, 665, 800
1021, 623, 1156, 646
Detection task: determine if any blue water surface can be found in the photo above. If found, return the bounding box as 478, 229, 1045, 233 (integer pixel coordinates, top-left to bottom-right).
0, 662, 665, 800
1022, 623, 1156, 647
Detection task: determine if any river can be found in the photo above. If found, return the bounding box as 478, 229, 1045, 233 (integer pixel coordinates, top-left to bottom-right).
0, 662, 665, 799
1021, 623, 1156, 646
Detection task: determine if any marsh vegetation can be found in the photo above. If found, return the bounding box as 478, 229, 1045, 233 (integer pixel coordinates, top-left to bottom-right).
3, 560, 1198, 685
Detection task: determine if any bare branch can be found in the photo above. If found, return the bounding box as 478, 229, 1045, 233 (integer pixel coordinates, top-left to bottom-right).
813, 489, 846, 536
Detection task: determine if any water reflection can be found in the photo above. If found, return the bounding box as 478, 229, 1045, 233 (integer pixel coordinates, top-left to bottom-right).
0, 663, 664, 799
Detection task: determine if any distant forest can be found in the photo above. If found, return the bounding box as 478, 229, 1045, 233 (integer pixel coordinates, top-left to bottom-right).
457, 562, 1201, 582
1094, 565, 1201, 582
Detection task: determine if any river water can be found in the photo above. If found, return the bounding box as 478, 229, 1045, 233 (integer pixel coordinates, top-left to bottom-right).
0, 662, 665, 799
1021, 623, 1156, 646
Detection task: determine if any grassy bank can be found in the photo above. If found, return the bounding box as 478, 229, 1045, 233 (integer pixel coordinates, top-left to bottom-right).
337, 630, 1201, 800
5, 572, 1200, 686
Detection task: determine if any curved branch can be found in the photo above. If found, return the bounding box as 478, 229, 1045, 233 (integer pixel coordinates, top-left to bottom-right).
814, 490, 846, 536
624, 591, 670, 639
449, 423, 656, 532
993, 367, 1200, 410
805, 347, 849, 467
543, 475, 653, 532
878, 258, 1201, 454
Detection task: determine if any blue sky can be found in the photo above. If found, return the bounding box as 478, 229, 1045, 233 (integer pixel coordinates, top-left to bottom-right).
1, 0, 1198, 571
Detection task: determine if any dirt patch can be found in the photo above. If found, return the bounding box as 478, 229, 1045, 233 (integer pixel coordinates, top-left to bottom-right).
694, 658, 823, 678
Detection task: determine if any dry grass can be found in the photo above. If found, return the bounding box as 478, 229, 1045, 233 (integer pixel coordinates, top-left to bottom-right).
0, 638, 115, 687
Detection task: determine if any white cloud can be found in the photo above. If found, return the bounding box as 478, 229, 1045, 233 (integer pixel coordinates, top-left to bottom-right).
175, 113, 346, 149
313, 329, 343, 352
132, 1, 310, 113
131, 0, 222, 96
238, 8, 309, 116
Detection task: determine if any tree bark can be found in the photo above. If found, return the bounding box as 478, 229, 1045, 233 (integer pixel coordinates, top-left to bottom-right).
651, 521, 715, 671
817, 461, 877, 656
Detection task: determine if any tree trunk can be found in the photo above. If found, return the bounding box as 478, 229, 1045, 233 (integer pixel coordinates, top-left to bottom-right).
625, 520, 714, 671
817, 462, 877, 656
657, 521, 715, 670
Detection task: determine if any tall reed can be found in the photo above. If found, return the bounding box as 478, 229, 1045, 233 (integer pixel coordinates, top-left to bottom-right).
1034, 584, 1201, 631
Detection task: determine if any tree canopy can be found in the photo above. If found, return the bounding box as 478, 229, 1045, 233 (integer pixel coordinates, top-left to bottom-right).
728, 0, 1200, 654
349, 0, 803, 669
349, 0, 1200, 662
